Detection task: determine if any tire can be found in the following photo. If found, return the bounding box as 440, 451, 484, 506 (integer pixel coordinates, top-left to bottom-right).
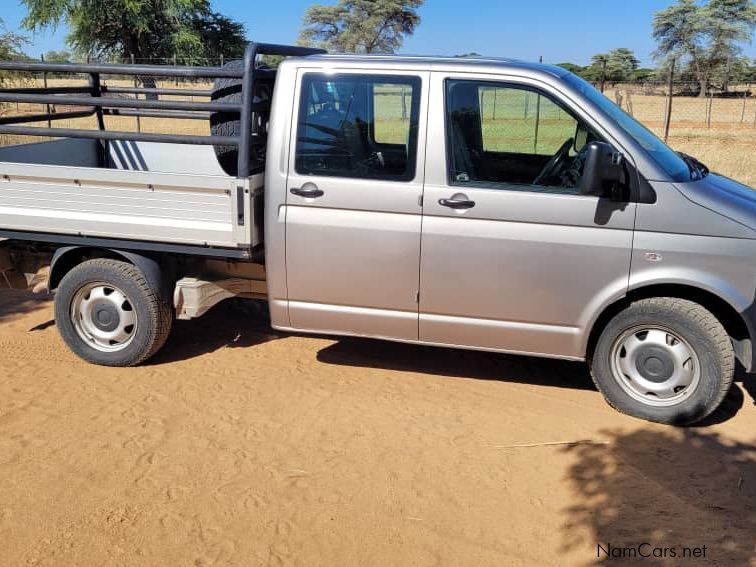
590, 297, 734, 425
54, 259, 173, 367
210, 60, 272, 176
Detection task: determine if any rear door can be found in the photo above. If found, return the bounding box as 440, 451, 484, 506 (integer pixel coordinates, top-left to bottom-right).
419, 73, 636, 358
284, 69, 428, 340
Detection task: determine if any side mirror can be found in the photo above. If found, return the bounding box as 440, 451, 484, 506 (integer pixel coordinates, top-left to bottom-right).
578, 141, 624, 199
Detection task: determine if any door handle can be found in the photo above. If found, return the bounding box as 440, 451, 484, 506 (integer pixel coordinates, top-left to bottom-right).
439, 196, 475, 209
290, 186, 324, 198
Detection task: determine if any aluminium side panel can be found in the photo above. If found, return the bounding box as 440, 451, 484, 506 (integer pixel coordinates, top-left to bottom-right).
0, 161, 251, 249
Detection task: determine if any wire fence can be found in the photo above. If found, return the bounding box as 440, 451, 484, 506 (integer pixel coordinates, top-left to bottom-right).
8, 55, 756, 131
1, 56, 754, 184
605, 82, 756, 138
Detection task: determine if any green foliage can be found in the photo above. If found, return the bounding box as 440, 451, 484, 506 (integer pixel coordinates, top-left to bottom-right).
184, 10, 247, 60
0, 18, 29, 61
0, 18, 30, 86
653, 0, 756, 93
741, 57, 756, 82
556, 62, 584, 74
43, 49, 73, 62
606, 48, 640, 81
582, 48, 641, 88
299, 0, 424, 53
21, 0, 247, 63
630, 67, 656, 82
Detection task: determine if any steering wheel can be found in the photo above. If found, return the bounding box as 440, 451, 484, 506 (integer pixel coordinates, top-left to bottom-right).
532, 137, 574, 186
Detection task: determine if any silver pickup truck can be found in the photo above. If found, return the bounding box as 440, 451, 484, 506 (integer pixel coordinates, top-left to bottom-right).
0, 43, 754, 425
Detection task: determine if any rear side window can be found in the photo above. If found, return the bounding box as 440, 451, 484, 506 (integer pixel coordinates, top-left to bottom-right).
295, 73, 421, 181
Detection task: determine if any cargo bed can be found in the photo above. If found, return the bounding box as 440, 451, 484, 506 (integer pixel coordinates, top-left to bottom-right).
0, 139, 263, 255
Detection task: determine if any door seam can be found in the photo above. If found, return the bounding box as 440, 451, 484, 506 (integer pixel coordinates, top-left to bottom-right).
416, 71, 432, 341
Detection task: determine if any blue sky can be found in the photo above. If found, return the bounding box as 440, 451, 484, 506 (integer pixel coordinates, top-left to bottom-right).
2, 0, 755, 66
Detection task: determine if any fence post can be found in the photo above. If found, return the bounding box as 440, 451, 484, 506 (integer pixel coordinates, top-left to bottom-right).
41, 54, 52, 129
130, 53, 142, 133
742, 84, 750, 123
663, 58, 675, 143
173, 53, 179, 86
706, 91, 713, 129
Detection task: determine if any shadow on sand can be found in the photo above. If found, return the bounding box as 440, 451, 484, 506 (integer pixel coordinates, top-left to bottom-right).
149, 298, 755, 420
148, 299, 283, 365
316, 336, 751, 423
0, 289, 52, 324
8, 292, 754, 417
317, 336, 595, 391
561, 427, 756, 563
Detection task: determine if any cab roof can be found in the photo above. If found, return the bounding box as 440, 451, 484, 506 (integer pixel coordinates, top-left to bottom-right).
289, 53, 570, 80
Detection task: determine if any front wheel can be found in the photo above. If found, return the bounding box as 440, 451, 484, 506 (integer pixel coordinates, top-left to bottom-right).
590, 297, 734, 425
54, 259, 173, 366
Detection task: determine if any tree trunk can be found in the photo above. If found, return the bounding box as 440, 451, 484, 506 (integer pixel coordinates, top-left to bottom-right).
125, 38, 159, 101
722, 55, 732, 93
698, 77, 708, 98
690, 55, 707, 98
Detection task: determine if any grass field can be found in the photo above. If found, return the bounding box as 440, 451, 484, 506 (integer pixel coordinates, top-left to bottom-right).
1, 78, 754, 186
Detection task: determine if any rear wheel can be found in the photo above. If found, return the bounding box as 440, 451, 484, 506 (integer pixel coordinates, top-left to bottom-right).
54, 259, 173, 366
590, 297, 734, 425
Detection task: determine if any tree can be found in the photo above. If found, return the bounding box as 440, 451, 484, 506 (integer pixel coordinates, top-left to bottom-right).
740, 57, 756, 82
556, 62, 585, 74
590, 53, 610, 92
630, 68, 656, 82
585, 48, 640, 88
43, 50, 73, 63
653, 0, 756, 96
0, 18, 29, 85
0, 19, 28, 61
705, 0, 756, 90
21, 0, 247, 63
185, 11, 247, 61
606, 48, 640, 82
299, 0, 424, 53
556, 62, 597, 81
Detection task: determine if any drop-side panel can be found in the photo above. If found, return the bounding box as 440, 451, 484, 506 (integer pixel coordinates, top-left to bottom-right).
0, 162, 253, 248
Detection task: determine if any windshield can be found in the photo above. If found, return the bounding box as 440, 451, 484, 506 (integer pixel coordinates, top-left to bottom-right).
563, 73, 694, 182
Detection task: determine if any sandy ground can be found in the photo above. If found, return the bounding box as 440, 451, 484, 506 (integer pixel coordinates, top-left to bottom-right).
0, 290, 754, 566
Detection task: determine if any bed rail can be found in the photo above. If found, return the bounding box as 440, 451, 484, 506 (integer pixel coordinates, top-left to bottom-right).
0, 43, 325, 178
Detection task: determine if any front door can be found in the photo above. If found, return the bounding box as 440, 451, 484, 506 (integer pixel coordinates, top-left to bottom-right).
419, 74, 636, 358
285, 70, 428, 340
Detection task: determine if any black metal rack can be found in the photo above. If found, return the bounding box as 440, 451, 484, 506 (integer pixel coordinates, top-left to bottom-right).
0, 42, 325, 178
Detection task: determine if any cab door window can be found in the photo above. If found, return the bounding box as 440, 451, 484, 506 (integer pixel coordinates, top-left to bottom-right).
295, 73, 421, 181
446, 80, 601, 193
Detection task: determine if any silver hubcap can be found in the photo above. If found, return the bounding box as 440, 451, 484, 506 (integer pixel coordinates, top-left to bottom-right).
71, 282, 137, 352
610, 326, 700, 407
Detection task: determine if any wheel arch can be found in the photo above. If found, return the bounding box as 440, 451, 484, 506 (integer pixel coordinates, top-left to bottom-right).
586, 283, 753, 371
49, 247, 172, 299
